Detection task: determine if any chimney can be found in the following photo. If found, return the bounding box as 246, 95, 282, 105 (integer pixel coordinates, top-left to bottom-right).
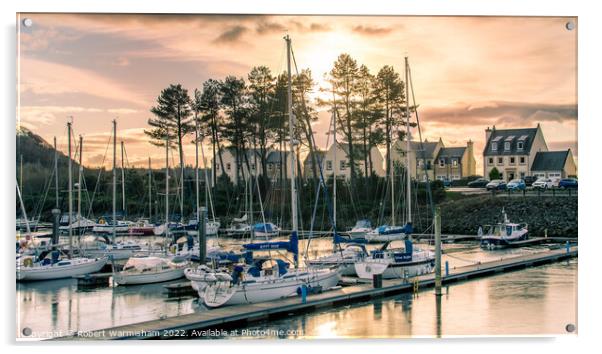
467, 139, 474, 154
485, 126, 493, 142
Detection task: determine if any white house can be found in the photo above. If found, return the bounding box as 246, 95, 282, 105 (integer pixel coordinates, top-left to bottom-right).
212, 147, 293, 184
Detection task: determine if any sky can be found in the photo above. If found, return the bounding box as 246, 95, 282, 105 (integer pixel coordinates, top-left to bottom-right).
16, 14, 578, 174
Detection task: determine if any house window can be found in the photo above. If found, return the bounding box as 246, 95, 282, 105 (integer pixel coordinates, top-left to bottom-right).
340, 160, 346, 170
519, 157, 526, 165
491, 142, 498, 151
251, 163, 256, 170
216, 164, 220, 170
453, 175, 460, 180
226, 163, 231, 171
326, 161, 332, 171
268, 164, 273, 171
439, 159, 445, 167
488, 157, 494, 165
497, 157, 503, 165
510, 157, 515, 164
520, 172, 525, 178
452, 159, 458, 167
517, 142, 524, 150
504, 142, 510, 151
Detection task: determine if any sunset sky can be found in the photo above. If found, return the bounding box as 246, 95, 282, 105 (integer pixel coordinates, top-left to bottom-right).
17, 14, 577, 174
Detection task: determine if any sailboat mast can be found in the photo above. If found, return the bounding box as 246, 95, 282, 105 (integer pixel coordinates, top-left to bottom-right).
165, 128, 170, 243
112, 120, 117, 244
54, 137, 59, 209
285, 35, 298, 267
67, 121, 73, 258
332, 109, 337, 227
195, 118, 200, 223
404, 57, 412, 224
121, 141, 125, 215
78, 135, 83, 226
390, 126, 395, 226
199, 138, 215, 221
148, 157, 152, 221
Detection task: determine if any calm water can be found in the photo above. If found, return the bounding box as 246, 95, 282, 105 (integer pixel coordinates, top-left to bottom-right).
16, 236, 577, 339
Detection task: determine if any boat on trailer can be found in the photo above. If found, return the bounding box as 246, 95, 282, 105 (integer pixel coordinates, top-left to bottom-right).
479, 210, 528, 249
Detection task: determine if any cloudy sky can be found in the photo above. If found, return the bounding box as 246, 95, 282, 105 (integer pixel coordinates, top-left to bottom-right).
17, 14, 577, 173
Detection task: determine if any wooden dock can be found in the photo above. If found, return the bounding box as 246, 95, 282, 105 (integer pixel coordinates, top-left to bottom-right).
56, 246, 577, 341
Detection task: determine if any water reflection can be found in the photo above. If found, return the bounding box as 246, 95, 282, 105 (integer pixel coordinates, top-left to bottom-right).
237, 259, 576, 338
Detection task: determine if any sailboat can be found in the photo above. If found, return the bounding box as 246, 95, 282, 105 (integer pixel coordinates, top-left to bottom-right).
17, 121, 107, 281
305, 106, 368, 276
354, 57, 435, 279
113, 256, 189, 285
202, 36, 340, 307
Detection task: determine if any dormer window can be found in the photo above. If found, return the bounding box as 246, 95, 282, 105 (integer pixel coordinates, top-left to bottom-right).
452, 159, 458, 167
504, 142, 510, 151
491, 142, 498, 151
439, 158, 445, 167
340, 160, 347, 170
326, 161, 332, 171
517, 141, 524, 150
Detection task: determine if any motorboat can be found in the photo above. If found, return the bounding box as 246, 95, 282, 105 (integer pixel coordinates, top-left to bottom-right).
354, 239, 435, 279
112, 256, 189, 285
479, 210, 528, 249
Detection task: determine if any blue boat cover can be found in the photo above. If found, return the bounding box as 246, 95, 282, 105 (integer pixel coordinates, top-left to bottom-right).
253, 223, 274, 232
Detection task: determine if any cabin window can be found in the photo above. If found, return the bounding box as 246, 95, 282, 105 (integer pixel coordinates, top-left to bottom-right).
488, 157, 494, 165
326, 161, 332, 171
340, 160, 346, 170
520, 157, 526, 165
497, 157, 503, 165
226, 163, 231, 171
517, 142, 524, 150
504, 142, 511, 151
491, 142, 497, 151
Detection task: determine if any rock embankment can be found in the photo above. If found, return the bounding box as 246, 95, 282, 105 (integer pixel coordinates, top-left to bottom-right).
437, 195, 577, 237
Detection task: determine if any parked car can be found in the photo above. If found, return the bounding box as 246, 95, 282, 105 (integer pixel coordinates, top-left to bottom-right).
550, 177, 561, 188
467, 178, 490, 188
442, 179, 452, 188
532, 177, 553, 190
559, 178, 578, 189
507, 179, 526, 191
486, 179, 507, 191
523, 176, 537, 187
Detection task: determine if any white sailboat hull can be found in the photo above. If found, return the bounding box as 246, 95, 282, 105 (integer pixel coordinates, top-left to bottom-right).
17, 257, 107, 281
354, 259, 434, 279
84, 249, 135, 261
203, 269, 340, 307
113, 268, 185, 285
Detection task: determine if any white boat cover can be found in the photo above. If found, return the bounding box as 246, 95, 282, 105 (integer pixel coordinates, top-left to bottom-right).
123, 257, 167, 271
233, 214, 248, 223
